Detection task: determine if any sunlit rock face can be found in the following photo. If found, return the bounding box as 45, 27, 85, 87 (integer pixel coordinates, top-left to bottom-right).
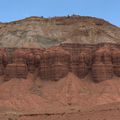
0, 16, 120, 82
39, 47, 70, 80
92, 45, 113, 82
1, 16, 120, 119
5, 49, 28, 80
5, 63, 28, 80
0, 49, 7, 75
12, 48, 26, 64
111, 47, 120, 77
61, 43, 93, 79
0, 43, 120, 82
70, 51, 92, 79
1, 16, 120, 48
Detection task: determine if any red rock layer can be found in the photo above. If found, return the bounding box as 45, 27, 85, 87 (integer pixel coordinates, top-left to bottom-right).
92, 45, 113, 82
38, 47, 70, 80
0, 43, 119, 82
5, 63, 28, 80
111, 47, 120, 77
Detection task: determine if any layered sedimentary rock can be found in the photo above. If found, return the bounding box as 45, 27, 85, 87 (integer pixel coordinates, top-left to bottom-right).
92, 45, 113, 82
1, 15, 120, 48
5, 49, 28, 79
0, 16, 120, 83
5, 63, 28, 80
61, 44, 93, 79
33, 49, 44, 67
111, 47, 120, 76
39, 47, 70, 80
0, 43, 119, 82
26, 50, 35, 73
12, 49, 26, 64
0, 49, 8, 75
69, 51, 92, 79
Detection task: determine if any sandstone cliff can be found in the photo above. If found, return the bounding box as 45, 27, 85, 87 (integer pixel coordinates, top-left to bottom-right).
0, 43, 118, 82
0, 16, 120, 120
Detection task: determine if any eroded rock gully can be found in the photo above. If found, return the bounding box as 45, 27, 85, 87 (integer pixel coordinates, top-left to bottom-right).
0, 43, 119, 82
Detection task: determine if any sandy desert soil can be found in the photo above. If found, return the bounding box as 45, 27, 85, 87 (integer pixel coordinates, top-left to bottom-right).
0, 73, 120, 120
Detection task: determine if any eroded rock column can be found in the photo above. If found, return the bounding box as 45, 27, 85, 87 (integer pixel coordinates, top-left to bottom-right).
0, 49, 7, 75
39, 47, 70, 80
92, 46, 113, 82
5, 49, 28, 80
112, 47, 120, 77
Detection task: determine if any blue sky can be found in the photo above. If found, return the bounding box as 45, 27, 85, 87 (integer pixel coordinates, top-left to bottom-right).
0, 0, 120, 26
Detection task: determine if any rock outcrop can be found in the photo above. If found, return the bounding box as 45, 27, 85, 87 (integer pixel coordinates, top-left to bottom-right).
39, 47, 70, 80
92, 45, 113, 82
0, 16, 120, 82
111, 47, 120, 77
0, 15, 120, 48
5, 63, 28, 80
1, 16, 120, 120
0, 43, 119, 82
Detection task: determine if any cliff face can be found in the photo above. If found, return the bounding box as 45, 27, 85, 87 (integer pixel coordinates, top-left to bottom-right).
1, 16, 120, 119
0, 16, 120, 82
0, 16, 120, 48
0, 43, 118, 82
